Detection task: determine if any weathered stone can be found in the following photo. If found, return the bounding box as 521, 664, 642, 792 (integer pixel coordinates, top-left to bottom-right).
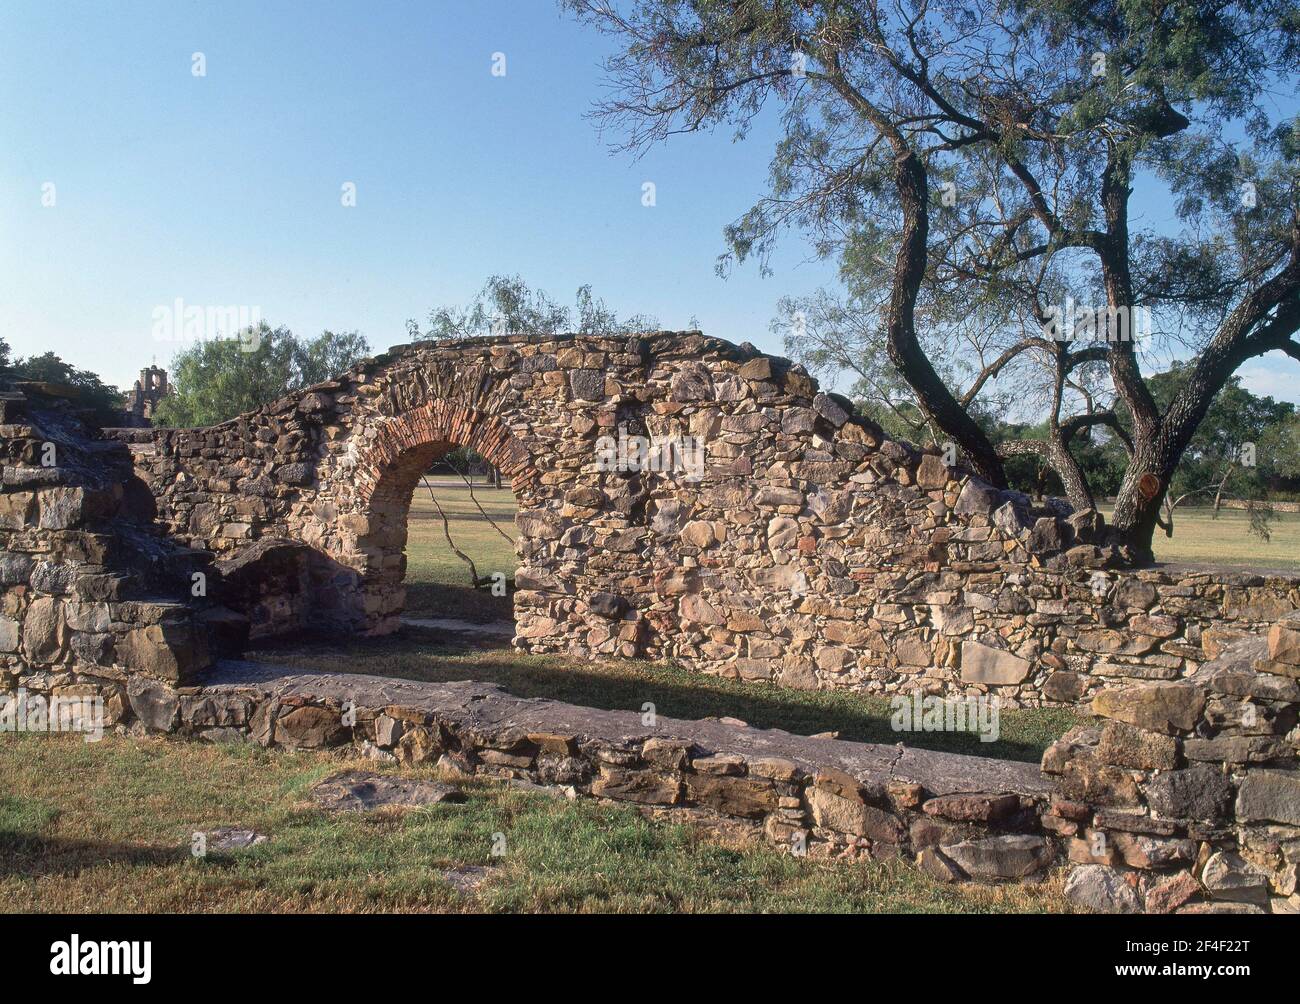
921, 793, 1019, 823
127, 676, 179, 731
0, 616, 17, 653
1064, 864, 1142, 914
1142, 765, 1233, 821
1111, 832, 1195, 869
591, 766, 682, 805
939, 835, 1051, 880
274, 705, 347, 749
1091, 683, 1205, 734
812, 392, 850, 427
1267, 621, 1300, 665
119, 621, 210, 684
1144, 871, 1201, 914
21, 596, 64, 663
311, 770, 466, 811
1201, 851, 1270, 904
960, 640, 1031, 685
1097, 722, 1178, 770
1058, 754, 1142, 807
954, 478, 1000, 516
200, 827, 268, 851
917, 847, 962, 883
374, 713, 405, 748
1043, 671, 1086, 703
806, 787, 904, 842
915, 453, 950, 490
685, 773, 777, 818
1235, 770, 1300, 826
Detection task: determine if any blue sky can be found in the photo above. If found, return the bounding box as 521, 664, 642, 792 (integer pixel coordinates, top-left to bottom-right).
1, 0, 1296, 405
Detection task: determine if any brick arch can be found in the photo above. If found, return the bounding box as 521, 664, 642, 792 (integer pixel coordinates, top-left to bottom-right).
333, 403, 532, 635
349, 402, 531, 510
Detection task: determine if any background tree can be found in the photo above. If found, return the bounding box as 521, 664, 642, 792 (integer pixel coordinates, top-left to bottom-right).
409, 274, 659, 339
1140, 364, 1297, 535
566, 0, 1300, 563
154, 323, 370, 427
1, 346, 123, 424
411, 275, 659, 487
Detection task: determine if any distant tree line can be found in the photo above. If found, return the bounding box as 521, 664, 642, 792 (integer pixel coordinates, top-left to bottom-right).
0, 336, 123, 424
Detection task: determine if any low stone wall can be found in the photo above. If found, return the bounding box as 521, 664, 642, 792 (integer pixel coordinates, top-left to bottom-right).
110, 627, 1297, 913
1043, 614, 1300, 913
133, 660, 1066, 881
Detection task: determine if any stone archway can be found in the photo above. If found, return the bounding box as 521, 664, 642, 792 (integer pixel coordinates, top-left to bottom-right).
104, 330, 1300, 705
337, 402, 530, 635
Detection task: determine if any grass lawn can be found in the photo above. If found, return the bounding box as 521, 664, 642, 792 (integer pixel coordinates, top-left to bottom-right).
0, 734, 1072, 913
403, 481, 518, 619
1115, 506, 1300, 574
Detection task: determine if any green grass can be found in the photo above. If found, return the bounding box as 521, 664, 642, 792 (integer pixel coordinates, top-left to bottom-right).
404, 483, 518, 619
1117, 506, 1300, 574
0, 734, 1073, 914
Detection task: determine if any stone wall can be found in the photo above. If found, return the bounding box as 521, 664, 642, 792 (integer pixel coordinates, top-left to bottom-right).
0, 386, 231, 723
118, 616, 1300, 913
1043, 614, 1300, 913
4, 338, 1299, 913
101, 332, 1300, 706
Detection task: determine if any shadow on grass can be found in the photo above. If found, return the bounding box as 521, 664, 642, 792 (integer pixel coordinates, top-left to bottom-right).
0, 831, 198, 878
402, 582, 513, 623
246, 628, 1079, 764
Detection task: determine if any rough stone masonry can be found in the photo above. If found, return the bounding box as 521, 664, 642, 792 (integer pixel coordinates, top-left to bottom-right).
101, 331, 1300, 705
2, 331, 1299, 912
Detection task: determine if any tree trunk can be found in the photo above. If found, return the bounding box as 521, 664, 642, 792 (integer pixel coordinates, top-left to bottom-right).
1108, 433, 1170, 564
880, 150, 1009, 488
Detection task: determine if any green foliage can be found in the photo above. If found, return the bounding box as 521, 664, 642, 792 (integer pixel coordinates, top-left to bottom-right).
1260, 413, 1300, 482
2, 347, 123, 424
1132, 362, 1297, 502
153, 324, 370, 428
568, 0, 1300, 544
411, 275, 657, 339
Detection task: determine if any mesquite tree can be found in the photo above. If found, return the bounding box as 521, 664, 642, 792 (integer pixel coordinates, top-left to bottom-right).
565, 0, 1300, 563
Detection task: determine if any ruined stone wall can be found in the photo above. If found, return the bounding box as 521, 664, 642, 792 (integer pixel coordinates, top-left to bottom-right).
105, 332, 1300, 706
119, 611, 1300, 913
0, 387, 230, 726
1042, 613, 1300, 913
5, 346, 1298, 913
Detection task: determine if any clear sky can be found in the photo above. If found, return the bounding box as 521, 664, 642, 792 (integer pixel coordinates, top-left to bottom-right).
2, 0, 1296, 406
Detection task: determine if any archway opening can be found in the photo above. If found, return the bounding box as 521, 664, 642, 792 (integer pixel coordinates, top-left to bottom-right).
354, 437, 521, 643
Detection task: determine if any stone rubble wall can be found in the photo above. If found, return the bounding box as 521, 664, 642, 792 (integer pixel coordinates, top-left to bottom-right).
100, 332, 1300, 706
1042, 612, 1300, 914
130, 661, 1067, 885
3, 346, 1298, 912
0, 387, 235, 721
116, 640, 1297, 913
